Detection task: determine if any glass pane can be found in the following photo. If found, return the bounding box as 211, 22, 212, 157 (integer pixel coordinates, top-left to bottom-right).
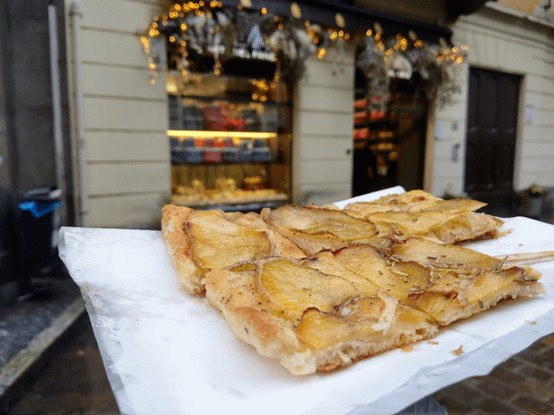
167, 72, 292, 211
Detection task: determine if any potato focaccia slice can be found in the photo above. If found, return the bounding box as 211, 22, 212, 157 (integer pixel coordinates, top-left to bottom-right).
254, 257, 438, 370
254, 257, 437, 372
205, 259, 438, 375
331, 241, 545, 326
300, 251, 382, 298
344, 189, 441, 215
363, 209, 503, 245
161, 205, 305, 293
344, 190, 504, 244
255, 258, 362, 323
295, 294, 438, 372
186, 209, 272, 270
261, 205, 382, 256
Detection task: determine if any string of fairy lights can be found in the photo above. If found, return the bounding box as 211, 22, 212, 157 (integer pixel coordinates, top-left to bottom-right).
139, 0, 469, 106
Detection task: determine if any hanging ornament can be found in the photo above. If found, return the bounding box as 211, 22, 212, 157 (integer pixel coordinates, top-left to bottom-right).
335, 13, 345, 28
358, 33, 375, 69
139, 0, 467, 107
247, 24, 266, 50
290, 3, 302, 19
387, 52, 413, 79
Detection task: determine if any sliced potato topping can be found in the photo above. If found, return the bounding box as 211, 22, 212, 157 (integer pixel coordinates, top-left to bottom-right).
407, 198, 486, 214
366, 211, 447, 235
430, 212, 504, 243
301, 251, 381, 297
331, 242, 545, 326
186, 210, 271, 270
332, 245, 430, 301
296, 297, 387, 349
256, 258, 360, 321
264, 205, 379, 255
370, 189, 442, 207
464, 267, 524, 304
391, 237, 502, 270
296, 295, 437, 351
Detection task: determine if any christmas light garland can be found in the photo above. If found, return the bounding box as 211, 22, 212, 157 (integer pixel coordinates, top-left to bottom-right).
140, 0, 468, 107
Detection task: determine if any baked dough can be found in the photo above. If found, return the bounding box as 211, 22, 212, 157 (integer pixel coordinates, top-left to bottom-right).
161, 191, 545, 374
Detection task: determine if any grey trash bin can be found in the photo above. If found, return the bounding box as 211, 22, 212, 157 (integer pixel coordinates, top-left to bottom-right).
18, 187, 62, 263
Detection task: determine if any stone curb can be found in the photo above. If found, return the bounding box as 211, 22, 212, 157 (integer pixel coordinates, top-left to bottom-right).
0, 297, 86, 414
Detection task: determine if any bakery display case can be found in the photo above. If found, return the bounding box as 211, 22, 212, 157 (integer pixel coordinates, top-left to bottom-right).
167, 72, 292, 211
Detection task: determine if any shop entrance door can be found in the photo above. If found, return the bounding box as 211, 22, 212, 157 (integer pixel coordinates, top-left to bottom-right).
352, 73, 427, 197
464, 67, 521, 215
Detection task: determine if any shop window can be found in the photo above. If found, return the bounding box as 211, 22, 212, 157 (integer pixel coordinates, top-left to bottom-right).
353, 67, 428, 196
167, 72, 292, 211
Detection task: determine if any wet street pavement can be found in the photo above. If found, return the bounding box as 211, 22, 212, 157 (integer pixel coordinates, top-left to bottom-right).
4, 301, 554, 415
6, 315, 119, 415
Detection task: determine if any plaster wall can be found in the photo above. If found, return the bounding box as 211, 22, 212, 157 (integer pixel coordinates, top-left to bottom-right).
64, 0, 356, 224
431, 4, 554, 197
292, 46, 355, 206
0, 0, 72, 199
64, 0, 170, 228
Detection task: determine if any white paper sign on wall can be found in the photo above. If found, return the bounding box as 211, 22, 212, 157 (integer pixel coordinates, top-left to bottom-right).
525, 105, 533, 123
435, 121, 443, 140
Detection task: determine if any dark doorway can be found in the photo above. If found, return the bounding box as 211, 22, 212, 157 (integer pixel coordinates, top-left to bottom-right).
352, 70, 427, 197
464, 67, 521, 216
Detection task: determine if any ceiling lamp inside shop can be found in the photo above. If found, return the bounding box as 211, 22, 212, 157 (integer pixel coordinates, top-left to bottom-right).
140, 0, 469, 107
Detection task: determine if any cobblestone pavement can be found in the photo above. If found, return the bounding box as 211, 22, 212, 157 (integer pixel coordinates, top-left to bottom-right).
433, 333, 554, 415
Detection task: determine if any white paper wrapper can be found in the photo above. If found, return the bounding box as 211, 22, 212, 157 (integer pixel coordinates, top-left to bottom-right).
58, 188, 554, 415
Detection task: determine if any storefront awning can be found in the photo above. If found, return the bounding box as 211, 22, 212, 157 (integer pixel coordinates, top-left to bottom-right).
447, 0, 495, 20
221, 0, 454, 44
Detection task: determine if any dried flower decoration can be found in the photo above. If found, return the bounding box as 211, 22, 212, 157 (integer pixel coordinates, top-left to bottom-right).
335, 13, 345, 28
140, 1, 467, 108
290, 2, 302, 19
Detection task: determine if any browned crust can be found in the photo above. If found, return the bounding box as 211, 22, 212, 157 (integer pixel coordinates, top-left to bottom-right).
161, 204, 204, 293
204, 267, 441, 375
204, 269, 314, 374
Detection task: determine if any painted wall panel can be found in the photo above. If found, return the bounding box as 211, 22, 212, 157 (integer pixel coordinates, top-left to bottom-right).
434, 99, 467, 121
526, 75, 554, 93
299, 136, 352, 160
300, 52, 355, 89
83, 97, 167, 131
87, 192, 167, 229
297, 111, 353, 137
80, 28, 148, 67
78, 0, 157, 34
86, 131, 169, 162
81, 64, 165, 100
297, 85, 353, 113
87, 162, 169, 196
293, 48, 355, 205
298, 182, 352, 206
299, 159, 352, 185
432, 139, 466, 161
